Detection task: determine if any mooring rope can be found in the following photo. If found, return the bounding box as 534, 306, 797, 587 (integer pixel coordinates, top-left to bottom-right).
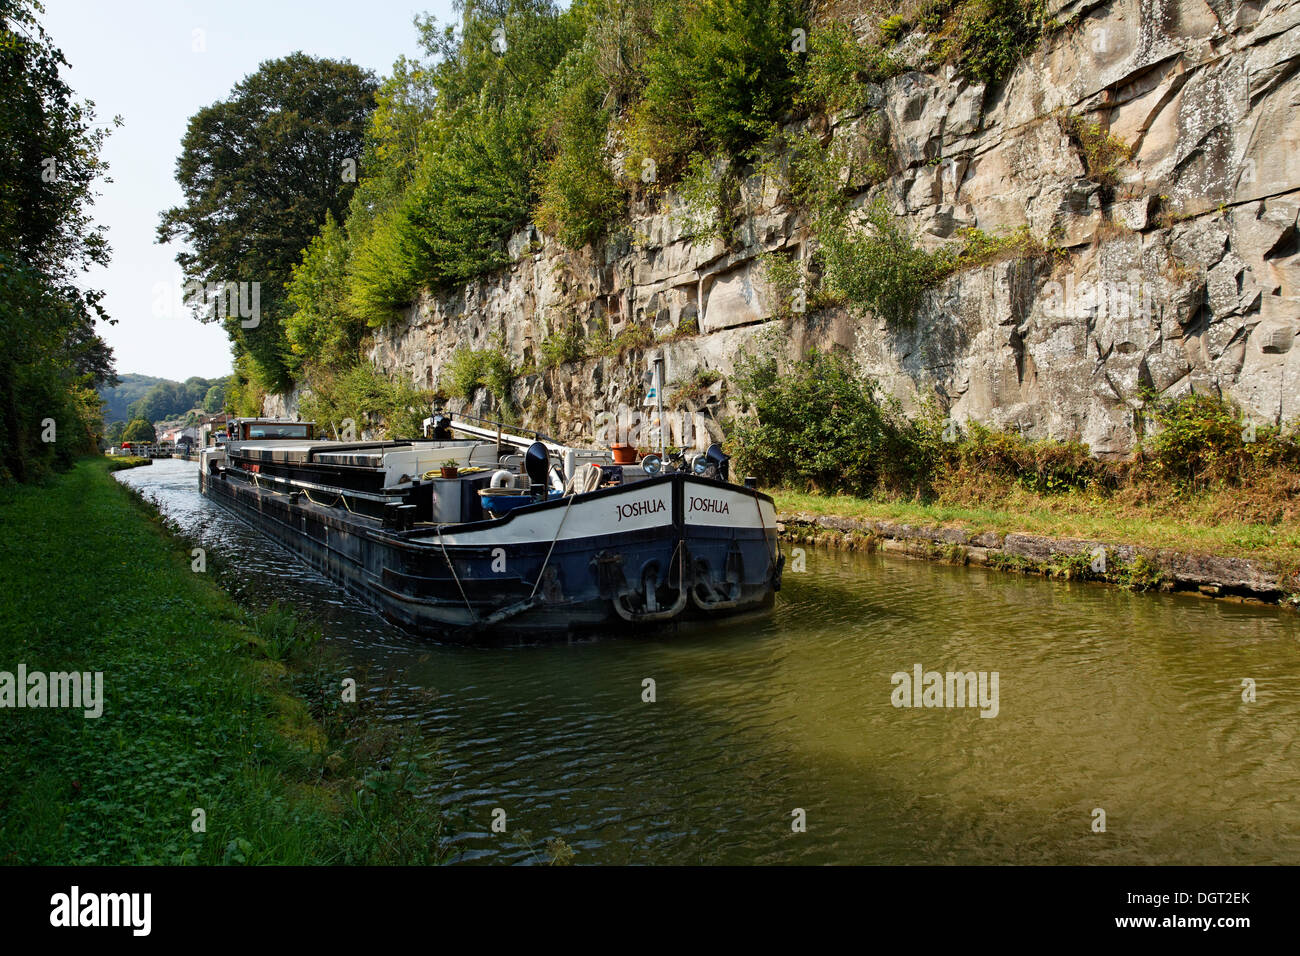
300, 486, 358, 515
436, 526, 478, 624
530, 490, 578, 599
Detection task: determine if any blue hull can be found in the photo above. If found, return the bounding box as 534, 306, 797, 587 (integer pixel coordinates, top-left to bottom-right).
200, 465, 781, 641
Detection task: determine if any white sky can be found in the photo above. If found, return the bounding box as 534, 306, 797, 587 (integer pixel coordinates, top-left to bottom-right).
41, 0, 456, 380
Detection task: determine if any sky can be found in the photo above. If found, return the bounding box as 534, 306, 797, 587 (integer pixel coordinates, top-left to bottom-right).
40, 0, 458, 380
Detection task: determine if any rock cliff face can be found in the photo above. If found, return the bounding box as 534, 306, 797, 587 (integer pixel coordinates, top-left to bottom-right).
278, 0, 1300, 455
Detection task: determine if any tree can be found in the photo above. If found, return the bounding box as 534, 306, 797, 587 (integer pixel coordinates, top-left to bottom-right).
341, 1, 578, 326
121, 419, 156, 443
401, 99, 544, 289
202, 381, 227, 413
621, 0, 800, 180
0, 0, 119, 482
157, 54, 378, 392
534, 40, 626, 248
284, 213, 359, 371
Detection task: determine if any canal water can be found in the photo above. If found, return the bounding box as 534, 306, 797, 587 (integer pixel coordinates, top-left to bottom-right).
117, 459, 1300, 865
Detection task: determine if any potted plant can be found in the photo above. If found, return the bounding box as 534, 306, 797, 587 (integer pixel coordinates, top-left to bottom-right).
439, 459, 460, 479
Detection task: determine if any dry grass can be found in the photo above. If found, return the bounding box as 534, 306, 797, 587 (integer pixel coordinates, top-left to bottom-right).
773, 468, 1300, 572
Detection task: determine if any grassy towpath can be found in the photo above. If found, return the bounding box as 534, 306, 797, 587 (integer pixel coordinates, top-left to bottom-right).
0, 458, 444, 864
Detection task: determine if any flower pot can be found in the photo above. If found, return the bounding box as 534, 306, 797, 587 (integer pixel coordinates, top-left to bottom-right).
611, 443, 637, 464
440, 466, 459, 479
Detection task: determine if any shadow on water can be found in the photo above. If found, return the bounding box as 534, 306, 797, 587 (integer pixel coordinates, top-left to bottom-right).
118, 459, 1300, 864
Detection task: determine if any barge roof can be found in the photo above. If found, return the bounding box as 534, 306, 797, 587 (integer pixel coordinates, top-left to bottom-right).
231, 439, 481, 467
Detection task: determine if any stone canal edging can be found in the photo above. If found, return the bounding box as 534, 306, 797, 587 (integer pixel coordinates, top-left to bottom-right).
776, 512, 1300, 609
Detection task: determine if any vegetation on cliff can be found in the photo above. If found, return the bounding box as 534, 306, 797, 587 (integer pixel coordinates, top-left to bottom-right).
158, 0, 1054, 428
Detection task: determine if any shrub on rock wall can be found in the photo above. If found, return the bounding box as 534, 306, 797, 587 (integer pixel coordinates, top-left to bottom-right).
730, 344, 1299, 502
619, 0, 803, 185
298, 364, 431, 440
795, 20, 903, 115
730, 340, 929, 495
441, 344, 516, 406
920, 0, 1048, 83
535, 46, 626, 248
1142, 392, 1300, 490
1057, 113, 1132, 191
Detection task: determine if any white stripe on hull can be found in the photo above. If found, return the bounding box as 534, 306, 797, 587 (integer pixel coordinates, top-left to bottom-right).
423, 479, 774, 547
685, 486, 777, 528
428, 487, 673, 546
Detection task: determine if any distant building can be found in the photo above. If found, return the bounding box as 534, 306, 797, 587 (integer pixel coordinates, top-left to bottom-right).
199, 414, 230, 447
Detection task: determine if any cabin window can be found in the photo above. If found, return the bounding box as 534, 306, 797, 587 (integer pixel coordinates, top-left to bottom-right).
247, 423, 311, 439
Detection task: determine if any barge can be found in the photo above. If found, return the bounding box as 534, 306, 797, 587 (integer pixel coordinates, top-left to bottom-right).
198, 415, 782, 640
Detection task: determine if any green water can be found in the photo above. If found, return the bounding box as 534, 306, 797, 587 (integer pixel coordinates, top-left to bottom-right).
121, 460, 1300, 864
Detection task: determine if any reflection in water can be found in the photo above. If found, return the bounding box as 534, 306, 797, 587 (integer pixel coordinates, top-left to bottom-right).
119, 459, 1300, 864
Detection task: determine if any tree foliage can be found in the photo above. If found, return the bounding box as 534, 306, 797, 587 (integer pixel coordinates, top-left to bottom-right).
343, 0, 577, 318
123, 376, 229, 424
1143, 392, 1300, 489
297, 364, 430, 441
730, 340, 928, 496
534, 43, 624, 248
158, 53, 377, 392
621, 0, 802, 184
0, 0, 119, 481
284, 213, 358, 372
120, 419, 156, 443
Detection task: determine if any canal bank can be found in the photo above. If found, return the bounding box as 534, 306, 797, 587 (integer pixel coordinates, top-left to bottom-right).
0, 457, 446, 865
774, 494, 1300, 609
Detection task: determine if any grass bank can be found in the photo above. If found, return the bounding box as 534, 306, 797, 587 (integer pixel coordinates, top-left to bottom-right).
0, 458, 445, 864
772, 487, 1300, 574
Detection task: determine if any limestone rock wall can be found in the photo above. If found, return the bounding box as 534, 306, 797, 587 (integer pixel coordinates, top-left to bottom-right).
292, 0, 1299, 454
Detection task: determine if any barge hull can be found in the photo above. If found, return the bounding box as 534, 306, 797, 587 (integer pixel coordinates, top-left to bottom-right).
200, 464, 779, 641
